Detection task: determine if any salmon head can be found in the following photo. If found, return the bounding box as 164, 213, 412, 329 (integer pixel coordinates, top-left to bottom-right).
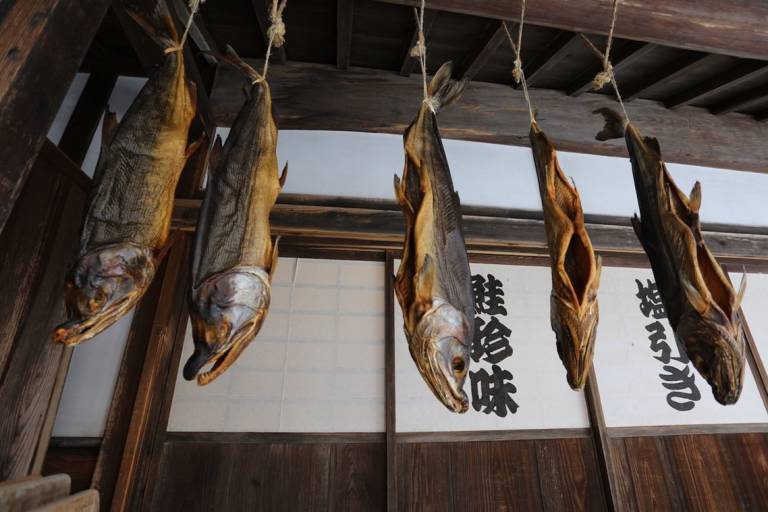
409, 299, 471, 413
184, 267, 271, 385
551, 285, 600, 389
53, 243, 154, 346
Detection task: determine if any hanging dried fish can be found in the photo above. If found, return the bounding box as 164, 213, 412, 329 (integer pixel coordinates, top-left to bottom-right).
530, 122, 601, 390
53, 11, 198, 346
596, 108, 747, 404
183, 47, 286, 385
394, 62, 473, 413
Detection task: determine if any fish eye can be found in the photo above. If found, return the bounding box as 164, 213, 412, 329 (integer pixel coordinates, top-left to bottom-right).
451, 357, 465, 373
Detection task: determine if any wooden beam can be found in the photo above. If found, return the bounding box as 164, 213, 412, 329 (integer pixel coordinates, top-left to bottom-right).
211, 60, 768, 173
398, 9, 438, 77
171, 196, 768, 270
0, 0, 110, 234
622, 53, 717, 102
337, 0, 354, 70
523, 32, 579, 87
460, 21, 507, 81
252, 0, 287, 64
384, 252, 397, 512
585, 365, 619, 512
0, 142, 88, 480
58, 73, 117, 166
567, 42, 656, 97
665, 62, 768, 109
110, 234, 191, 511
711, 87, 768, 115
378, 0, 768, 61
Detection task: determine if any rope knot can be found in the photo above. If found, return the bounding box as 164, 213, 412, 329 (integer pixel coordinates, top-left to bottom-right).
423, 96, 439, 114
512, 57, 523, 84
410, 34, 426, 58
164, 46, 183, 54
268, 17, 286, 47
592, 65, 612, 90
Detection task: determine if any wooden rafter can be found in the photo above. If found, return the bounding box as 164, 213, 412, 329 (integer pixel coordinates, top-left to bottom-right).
666, 61, 768, 109
379, 0, 768, 62
567, 42, 656, 97
621, 53, 718, 102
0, 0, 111, 234
524, 32, 579, 87
252, 0, 287, 64
398, 8, 438, 77
337, 0, 355, 70
711, 86, 768, 115
57, 73, 117, 166
460, 20, 508, 81
211, 60, 768, 173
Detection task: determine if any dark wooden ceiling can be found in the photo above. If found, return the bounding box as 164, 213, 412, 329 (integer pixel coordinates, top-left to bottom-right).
83, 0, 768, 120
189, 0, 768, 120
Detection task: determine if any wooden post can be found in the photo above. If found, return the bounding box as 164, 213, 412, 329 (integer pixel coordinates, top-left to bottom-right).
384, 252, 397, 512
584, 365, 620, 512
0, 142, 90, 480
107, 234, 192, 512
0, 0, 110, 233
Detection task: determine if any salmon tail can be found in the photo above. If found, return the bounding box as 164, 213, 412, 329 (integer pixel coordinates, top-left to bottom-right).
593, 107, 626, 141
125, 4, 180, 50
220, 45, 263, 84
427, 61, 467, 113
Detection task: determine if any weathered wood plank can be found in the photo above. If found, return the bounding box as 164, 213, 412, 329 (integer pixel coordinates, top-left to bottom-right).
0, 475, 71, 512
378, 0, 768, 61
0, 143, 87, 481
460, 21, 507, 81
43, 445, 100, 495
29, 489, 99, 512
330, 443, 386, 511
171, 197, 768, 269
524, 32, 579, 87
584, 366, 618, 512
0, 0, 110, 233
210, 60, 768, 173
384, 253, 397, 512
397, 443, 454, 512
109, 235, 191, 511
621, 53, 717, 102
567, 42, 656, 97
666, 62, 768, 109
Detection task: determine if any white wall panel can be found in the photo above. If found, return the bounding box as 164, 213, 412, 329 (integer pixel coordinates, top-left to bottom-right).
594, 267, 767, 427
395, 261, 591, 432
167, 258, 386, 432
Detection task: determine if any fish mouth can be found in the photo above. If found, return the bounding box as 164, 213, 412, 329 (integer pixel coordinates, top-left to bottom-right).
552, 295, 598, 390
53, 292, 139, 346
185, 319, 259, 385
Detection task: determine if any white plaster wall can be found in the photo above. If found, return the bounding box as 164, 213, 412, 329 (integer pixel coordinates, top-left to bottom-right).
167, 258, 386, 432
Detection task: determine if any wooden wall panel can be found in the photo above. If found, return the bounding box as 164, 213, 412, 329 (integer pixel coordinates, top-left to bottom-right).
397, 439, 606, 512
150, 441, 385, 511
42, 445, 100, 494
0, 142, 88, 480
612, 433, 768, 512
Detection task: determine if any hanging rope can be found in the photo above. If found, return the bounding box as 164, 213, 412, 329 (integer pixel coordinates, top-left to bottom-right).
410, 0, 436, 112
179, 0, 206, 49
579, 33, 630, 122
256, 0, 288, 83
591, 0, 619, 90
511, 0, 526, 84
502, 22, 534, 124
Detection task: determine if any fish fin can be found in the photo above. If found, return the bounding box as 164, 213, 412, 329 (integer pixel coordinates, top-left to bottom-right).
594, 255, 603, 288
415, 255, 437, 304
428, 61, 467, 113
681, 278, 709, 315
688, 181, 702, 214
593, 107, 625, 141
269, 237, 281, 281
125, 5, 180, 50
393, 174, 413, 215
101, 108, 119, 150
279, 163, 288, 189
220, 44, 263, 84
630, 214, 644, 243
